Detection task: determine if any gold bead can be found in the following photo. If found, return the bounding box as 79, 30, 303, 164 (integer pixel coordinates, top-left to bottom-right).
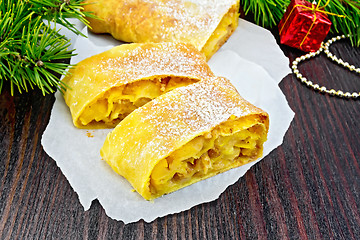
351, 93, 359, 98
320, 86, 327, 92
337, 90, 344, 97
344, 92, 351, 98
329, 89, 336, 95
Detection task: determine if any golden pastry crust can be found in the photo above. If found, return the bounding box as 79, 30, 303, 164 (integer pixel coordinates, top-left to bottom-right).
62, 42, 214, 128
100, 77, 269, 200
83, 0, 240, 60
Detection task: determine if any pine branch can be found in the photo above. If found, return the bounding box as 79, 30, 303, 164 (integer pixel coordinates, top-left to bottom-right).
0, 0, 91, 95
240, 0, 360, 47
325, 0, 360, 46
29, 0, 95, 36
241, 0, 290, 28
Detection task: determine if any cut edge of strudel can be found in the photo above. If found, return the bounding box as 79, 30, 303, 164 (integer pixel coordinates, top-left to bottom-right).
82, 0, 240, 60
200, 1, 239, 59
62, 42, 214, 128
100, 77, 269, 200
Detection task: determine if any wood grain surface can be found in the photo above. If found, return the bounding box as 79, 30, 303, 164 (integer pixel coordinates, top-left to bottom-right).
0, 33, 359, 239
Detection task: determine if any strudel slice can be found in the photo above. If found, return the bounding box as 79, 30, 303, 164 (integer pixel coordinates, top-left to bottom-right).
82, 0, 240, 60
100, 77, 269, 200
62, 42, 213, 128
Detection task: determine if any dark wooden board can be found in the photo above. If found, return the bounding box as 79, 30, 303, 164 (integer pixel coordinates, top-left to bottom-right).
1, 35, 359, 239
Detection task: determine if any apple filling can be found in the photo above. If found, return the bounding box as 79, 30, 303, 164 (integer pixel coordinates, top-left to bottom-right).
201, 4, 239, 60
149, 117, 268, 199
78, 77, 197, 128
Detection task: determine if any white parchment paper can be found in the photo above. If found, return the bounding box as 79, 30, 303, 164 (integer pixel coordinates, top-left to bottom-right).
41, 19, 294, 224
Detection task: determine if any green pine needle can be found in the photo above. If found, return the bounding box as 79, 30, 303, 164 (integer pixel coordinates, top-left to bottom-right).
2, 0, 358, 96
0, 0, 91, 95
241, 0, 360, 47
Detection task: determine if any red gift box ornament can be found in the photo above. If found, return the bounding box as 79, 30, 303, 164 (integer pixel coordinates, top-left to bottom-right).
278, 0, 345, 52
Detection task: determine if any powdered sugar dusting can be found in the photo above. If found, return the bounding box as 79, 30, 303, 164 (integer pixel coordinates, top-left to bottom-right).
63, 42, 214, 122
98, 43, 211, 84
103, 76, 263, 174
85, 0, 239, 50
133, 77, 258, 157
148, 0, 237, 48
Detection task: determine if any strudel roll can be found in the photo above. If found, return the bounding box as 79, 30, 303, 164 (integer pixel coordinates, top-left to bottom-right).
82, 0, 240, 60
100, 77, 269, 200
62, 42, 214, 128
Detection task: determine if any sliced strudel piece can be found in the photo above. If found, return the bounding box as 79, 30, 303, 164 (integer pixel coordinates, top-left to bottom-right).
82, 0, 240, 60
62, 42, 214, 128
100, 77, 269, 200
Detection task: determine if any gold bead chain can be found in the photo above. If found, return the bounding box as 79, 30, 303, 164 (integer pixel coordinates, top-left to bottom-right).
291, 35, 359, 99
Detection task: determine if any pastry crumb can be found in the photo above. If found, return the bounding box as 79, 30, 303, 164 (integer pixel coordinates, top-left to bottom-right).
86, 131, 94, 138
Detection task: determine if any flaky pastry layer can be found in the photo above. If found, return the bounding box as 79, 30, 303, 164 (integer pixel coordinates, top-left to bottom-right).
83, 0, 240, 60
100, 77, 269, 200
62, 42, 214, 128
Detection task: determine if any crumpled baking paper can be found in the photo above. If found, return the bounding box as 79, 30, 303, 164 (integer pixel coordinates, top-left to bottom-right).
41, 19, 294, 224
